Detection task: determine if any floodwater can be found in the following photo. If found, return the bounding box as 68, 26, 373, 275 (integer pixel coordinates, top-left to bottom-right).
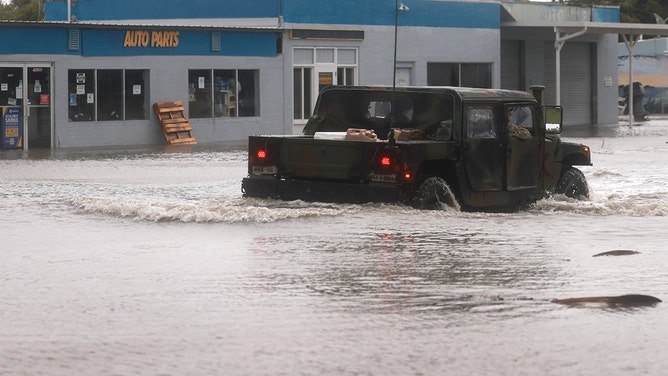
2, 121, 668, 375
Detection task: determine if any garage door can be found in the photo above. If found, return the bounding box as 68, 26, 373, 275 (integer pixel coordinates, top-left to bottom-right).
501, 40, 521, 90
544, 42, 592, 126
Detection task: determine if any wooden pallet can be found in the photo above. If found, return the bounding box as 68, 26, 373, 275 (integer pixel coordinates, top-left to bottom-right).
153, 101, 197, 145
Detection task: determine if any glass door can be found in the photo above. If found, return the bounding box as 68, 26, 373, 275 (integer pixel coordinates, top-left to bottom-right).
26, 65, 53, 148
315, 66, 337, 97
0, 63, 53, 150
0, 65, 24, 149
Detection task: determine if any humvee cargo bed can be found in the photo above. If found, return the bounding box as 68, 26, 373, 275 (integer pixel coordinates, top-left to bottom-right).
242, 85, 591, 211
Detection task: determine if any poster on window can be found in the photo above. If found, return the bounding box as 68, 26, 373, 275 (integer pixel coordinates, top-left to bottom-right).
2, 106, 22, 149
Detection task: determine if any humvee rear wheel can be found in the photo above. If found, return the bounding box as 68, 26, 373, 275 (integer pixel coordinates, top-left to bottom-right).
556, 167, 589, 199
411, 177, 460, 210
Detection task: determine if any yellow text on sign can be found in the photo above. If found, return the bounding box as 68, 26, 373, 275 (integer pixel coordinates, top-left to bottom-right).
123, 31, 180, 48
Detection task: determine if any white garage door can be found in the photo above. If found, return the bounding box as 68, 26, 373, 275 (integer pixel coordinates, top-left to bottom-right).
501, 40, 521, 91
544, 42, 592, 126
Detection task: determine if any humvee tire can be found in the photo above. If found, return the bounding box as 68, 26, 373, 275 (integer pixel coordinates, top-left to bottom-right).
556, 167, 589, 199
411, 177, 460, 210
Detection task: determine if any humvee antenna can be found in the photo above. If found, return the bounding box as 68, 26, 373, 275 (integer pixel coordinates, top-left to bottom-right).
392, 1, 409, 95
391, 1, 409, 143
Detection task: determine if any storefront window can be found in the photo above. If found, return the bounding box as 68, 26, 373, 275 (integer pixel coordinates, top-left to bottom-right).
68, 69, 95, 121
0, 67, 23, 106
125, 70, 149, 120
337, 67, 355, 86
188, 69, 259, 118
237, 70, 259, 117
214, 69, 235, 117
68, 69, 149, 122
427, 63, 458, 86
188, 70, 212, 118
293, 67, 312, 120
97, 70, 123, 121
461, 63, 492, 88
427, 62, 492, 88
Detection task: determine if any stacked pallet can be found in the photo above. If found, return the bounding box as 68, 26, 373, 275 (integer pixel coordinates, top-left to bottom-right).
153, 101, 197, 145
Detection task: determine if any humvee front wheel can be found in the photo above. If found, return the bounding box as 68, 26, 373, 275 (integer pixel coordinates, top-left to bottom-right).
556, 167, 589, 199
410, 177, 460, 210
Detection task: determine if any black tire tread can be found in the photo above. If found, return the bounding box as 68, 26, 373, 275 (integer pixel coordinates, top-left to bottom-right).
411, 177, 460, 210
556, 167, 589, 199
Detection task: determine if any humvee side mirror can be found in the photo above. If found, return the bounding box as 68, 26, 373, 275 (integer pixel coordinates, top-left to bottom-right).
544, 106, 563, 134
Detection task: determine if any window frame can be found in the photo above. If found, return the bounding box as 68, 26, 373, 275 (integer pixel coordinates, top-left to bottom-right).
427, 62, 493, 88
68, 68, 150, 122
293, 47, 358, 123
187, 68, 260, 119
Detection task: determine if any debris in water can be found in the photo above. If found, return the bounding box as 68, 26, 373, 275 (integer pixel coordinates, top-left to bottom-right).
592, 250, 640, 257
552, 294, 661, 308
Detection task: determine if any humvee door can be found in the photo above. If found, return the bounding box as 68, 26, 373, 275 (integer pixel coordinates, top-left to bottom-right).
462, 105, 504, 191
505, 104, 539, 190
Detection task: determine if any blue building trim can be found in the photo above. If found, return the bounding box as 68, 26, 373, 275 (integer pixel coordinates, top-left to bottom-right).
81, 29, 279, 57
282, 0, 500, 29
44, 2, 68, 21
0, 24, 278, 57
45, 0, 500, 30
45, 0, 280, 21
0, 27, 76, 55
591, 7, 620, 23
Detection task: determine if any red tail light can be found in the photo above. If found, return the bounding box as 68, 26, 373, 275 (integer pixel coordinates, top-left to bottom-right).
380, 156, 392, 166
257, 149, 267, 159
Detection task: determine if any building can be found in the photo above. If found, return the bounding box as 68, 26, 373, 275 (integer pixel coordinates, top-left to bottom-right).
0, 0, 628, 149
618, 37, 668, 115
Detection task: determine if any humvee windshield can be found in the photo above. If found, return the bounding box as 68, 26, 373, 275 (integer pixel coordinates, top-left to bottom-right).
304, 89, 455, 140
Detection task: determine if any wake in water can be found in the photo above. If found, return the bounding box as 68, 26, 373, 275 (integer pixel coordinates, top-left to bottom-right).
67, 187, 668, 223
531, 193, 668, 216
68, 196, 365, 223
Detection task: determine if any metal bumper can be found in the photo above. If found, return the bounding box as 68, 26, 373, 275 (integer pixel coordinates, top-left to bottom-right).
241, 176, 406, 204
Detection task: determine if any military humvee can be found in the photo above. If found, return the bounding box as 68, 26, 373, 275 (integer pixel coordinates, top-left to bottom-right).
241, 85, 591, 211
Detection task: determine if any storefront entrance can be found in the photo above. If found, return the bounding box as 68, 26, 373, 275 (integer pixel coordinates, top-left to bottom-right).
293, 47, 358, 133
1, 63, 53, 150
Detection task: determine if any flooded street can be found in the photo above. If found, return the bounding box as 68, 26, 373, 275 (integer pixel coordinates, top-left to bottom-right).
2, 121, 668, 375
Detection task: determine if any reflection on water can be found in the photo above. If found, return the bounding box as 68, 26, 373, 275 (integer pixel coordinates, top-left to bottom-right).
249, 220, 561, 319
2, 122, 668, 375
